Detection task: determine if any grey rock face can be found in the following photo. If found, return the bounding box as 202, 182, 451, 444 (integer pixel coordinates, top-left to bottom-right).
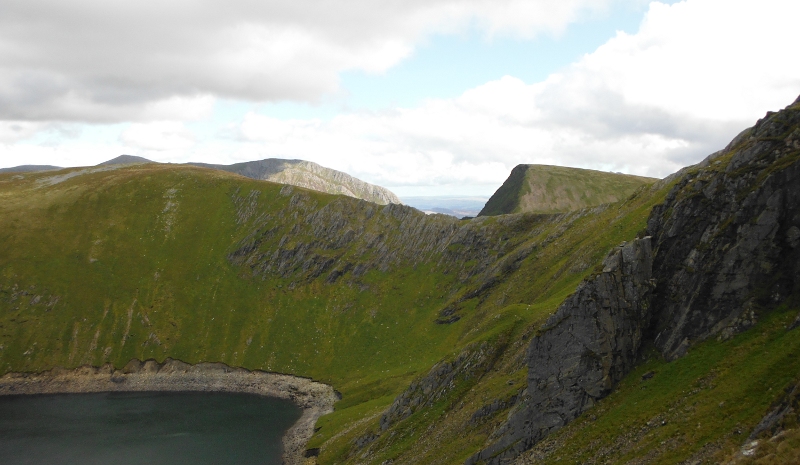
467, 238, 654, 464
746, 377, 800, 442
191, 158, 401, 205
647, 105, 800, 360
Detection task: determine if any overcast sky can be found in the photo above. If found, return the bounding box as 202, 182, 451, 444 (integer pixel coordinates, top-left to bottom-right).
1, 0, 798, 196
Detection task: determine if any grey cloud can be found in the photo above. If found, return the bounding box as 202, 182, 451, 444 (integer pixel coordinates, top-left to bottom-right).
0, 0, 595, 122
536, 86, 744, 142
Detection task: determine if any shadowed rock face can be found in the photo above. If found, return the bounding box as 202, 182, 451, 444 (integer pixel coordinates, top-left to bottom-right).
191, 158, 401, 205
468, 98, 800, 464
647, 107, 800, 360
467, 237, 655, 464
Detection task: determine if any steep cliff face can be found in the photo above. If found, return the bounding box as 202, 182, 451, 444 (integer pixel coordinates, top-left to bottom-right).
647, 106, 800, 359
469, 97, 800, 463
467, 238, 655, 464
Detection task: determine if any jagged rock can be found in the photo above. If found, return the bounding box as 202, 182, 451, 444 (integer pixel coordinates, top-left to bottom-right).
747, 380, 800, 442
467, 237, 654, 464
647, 104, 800, 360
470, 396, 519, 425
353, 432, 379, 450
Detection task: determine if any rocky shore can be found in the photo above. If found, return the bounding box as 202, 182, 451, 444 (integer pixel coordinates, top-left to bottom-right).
0, 358, 339, 465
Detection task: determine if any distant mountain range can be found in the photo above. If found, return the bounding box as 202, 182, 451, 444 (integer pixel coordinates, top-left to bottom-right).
0, 165, 61, 174
479, 164, 656, 216
1, 156, 400, 205
2, 156, 655, 216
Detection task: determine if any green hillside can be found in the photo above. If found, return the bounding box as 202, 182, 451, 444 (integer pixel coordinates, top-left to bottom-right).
1, 102, 798, 465
0, 161, 664, 461
479, 164, 655, 216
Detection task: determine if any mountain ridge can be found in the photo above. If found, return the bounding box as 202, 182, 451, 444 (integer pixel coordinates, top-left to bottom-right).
479, 164, 656, 216
0, 156, 400, 205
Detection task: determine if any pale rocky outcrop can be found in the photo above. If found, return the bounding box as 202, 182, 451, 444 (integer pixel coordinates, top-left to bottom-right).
191, 158, 401, 205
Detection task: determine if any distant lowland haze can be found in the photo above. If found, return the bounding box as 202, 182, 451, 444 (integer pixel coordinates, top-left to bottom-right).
0, 0, 799, 196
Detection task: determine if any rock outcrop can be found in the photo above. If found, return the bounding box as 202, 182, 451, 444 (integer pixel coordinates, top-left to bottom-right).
467, 237, 655, 464
647, 106, 800, 359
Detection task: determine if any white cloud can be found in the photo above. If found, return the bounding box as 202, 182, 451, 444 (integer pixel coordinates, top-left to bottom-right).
121, 122, 196, 151
0, 0, 613, 122
0, 121, 46, 143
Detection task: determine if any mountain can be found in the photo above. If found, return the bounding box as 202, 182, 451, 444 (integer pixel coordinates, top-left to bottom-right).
97, 155, 153, 166
0, 96, 799, 464
479, 164, 656, 216
0, 155, 151, 174
0, 165, 61, 174
190, 159, 401, 205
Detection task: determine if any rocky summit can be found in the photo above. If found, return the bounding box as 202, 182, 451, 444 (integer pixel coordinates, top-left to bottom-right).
1, 96, 799, 464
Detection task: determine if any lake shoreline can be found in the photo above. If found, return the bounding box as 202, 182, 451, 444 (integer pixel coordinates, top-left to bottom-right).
0, 358, 339, 465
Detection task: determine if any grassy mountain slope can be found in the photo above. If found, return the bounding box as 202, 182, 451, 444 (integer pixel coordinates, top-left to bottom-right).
0, 160, 665, 462
479, 164, 655, 216
1, 95, 799, 465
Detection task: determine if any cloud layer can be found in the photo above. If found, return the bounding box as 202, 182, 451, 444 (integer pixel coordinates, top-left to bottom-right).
0, 0, 611, 122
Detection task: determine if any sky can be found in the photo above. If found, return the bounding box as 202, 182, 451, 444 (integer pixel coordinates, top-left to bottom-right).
0, 0, 798, 196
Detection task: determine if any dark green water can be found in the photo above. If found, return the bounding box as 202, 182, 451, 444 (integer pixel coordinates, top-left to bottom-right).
0, 391, 302, 465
